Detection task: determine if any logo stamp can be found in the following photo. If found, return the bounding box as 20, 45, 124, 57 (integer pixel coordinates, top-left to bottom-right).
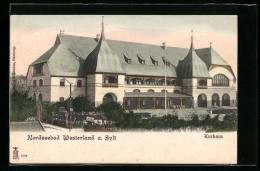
13, 147, 19, 160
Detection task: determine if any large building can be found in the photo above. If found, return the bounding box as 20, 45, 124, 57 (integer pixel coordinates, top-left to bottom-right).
26, 18, 237, 110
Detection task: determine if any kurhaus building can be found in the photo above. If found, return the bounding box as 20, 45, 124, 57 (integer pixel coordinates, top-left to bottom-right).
26, 18, 237, 110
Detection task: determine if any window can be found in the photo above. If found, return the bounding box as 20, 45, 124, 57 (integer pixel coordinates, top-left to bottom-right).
77, 80, 82, 87
148, 89, 154, 93
212, 74, 229, 87
174, 90, 180, 94
158, 79, 170, 85
161, 90, 168, 93
198, 79, 207, 89
145, 79, 156, 85
34, 64, 43, 74
198, 79, 207, 86
103, 75, 118, 87
38, 93, 42, 101
131, 78, 143, 85
39, 79, 43, 86
104, 76, 117, 83
150, 56, 158, 65
33, 93, 36, 100
60, 79, 65, 86
59, 97, 64, 102
33, 80, 37, 87
222, 93, 230, 106
123, 53, 131, 64
137, 54, 145, 64
133, 89, 140, 92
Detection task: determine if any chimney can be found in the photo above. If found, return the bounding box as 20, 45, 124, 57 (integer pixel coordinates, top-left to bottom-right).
162, 42, 166, 50
96, 34, 100, 42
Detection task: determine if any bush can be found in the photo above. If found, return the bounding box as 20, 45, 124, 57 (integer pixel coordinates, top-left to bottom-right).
96, 102, 124, 122
206, 114, 237, 132
10, 91, 37, 121
72, 96, 92, 113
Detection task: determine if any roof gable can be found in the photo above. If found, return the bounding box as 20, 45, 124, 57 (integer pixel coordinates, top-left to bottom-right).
196, 47, 229, 68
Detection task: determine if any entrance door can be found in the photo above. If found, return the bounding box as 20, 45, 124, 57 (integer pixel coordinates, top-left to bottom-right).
103, 93, 117, 104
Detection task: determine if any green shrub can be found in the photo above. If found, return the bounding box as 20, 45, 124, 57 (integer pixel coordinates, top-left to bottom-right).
71, 96, 93, 112
10, 91, 37, 121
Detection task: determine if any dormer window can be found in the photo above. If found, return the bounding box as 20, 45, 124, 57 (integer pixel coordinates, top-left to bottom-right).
137, 54, 145, 64
162, 56, 170, 66
150, 56, 158, 65
123, 53, 131, 64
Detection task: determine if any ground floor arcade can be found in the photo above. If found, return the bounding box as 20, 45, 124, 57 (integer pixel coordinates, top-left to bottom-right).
123, 92, 193, 111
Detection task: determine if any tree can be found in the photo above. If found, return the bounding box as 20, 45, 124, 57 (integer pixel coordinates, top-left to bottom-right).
10, 91, 37, 121
96, 102, 124, 122
71, 96, 92, 112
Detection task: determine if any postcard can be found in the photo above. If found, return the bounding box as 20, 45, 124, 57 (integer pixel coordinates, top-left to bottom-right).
10, 15, 237, 164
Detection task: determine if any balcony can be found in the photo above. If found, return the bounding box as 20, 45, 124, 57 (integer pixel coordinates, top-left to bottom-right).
103, 83, 118, 87
197, 85, 207, 89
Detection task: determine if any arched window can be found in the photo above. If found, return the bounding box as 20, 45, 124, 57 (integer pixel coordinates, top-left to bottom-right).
148, 89, 154, 93
198, 93, 207, 107
145, 79, 156, 85
77, 80, 82, 87
174, 90, 180, 94
39, 79, 43, 86
133, 89, 140, 92
158, 79, 170, 85
104, 76, 117, 83
59, 97, 64, 102
161, 90, 168, 93
212, 93, 220, 106
33, 80, 37, 87
60, 79, 65, 86
33, 93, 36, 100
171, 80, 176, 86
38, 93, 42, 101
222, 93, 230, 106
130, 78, 143, 85
213, 74, 229, 87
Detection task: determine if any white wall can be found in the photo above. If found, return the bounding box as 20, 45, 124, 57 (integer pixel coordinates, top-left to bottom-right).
94, 74, 125, 107
193, 87, 237, 108
50, 77, 85, 102
124, 85, 182, 93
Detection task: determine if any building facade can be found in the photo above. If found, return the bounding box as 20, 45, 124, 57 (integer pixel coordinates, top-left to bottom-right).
26, 18, 237, 110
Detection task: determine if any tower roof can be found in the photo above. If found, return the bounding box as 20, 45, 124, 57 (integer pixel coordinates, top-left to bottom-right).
177, 30, 211, 78
84, 17, 125, 74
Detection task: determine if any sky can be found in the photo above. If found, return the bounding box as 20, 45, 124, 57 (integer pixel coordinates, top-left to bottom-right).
10, 15, 237, 77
